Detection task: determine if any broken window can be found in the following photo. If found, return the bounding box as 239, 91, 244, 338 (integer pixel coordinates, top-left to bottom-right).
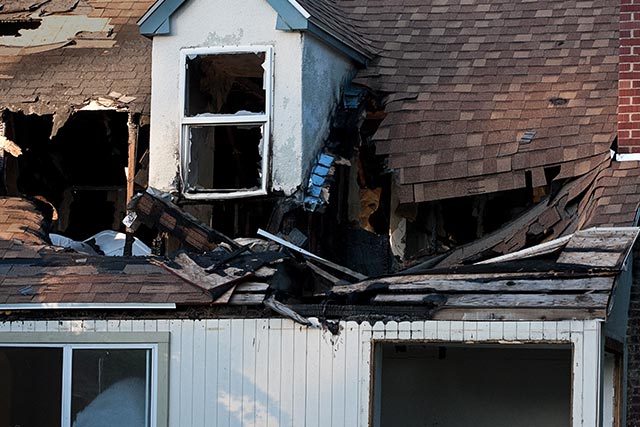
180, 47, 273, 199
0, 344, 156, 427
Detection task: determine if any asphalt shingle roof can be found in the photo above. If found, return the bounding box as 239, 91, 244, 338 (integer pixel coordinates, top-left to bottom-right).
337, 0, 618, 203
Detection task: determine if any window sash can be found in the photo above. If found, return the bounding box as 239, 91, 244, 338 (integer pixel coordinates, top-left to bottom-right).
179, 46, 273, 199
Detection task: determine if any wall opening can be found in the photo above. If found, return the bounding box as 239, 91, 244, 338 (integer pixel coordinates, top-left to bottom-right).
4, 110, 136, 241
372, 343, 572, 427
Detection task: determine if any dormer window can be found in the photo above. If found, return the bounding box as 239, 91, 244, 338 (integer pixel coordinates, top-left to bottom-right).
179, 47, 273, 199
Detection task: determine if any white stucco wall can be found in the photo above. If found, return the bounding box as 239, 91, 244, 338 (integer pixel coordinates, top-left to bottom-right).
148, 0, 355, 197
0, 318, 603, 427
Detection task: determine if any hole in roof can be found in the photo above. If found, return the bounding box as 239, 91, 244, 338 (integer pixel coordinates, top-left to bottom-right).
0, 20, 41, 36
549, 97, 568, 106
520, 130, 537, 144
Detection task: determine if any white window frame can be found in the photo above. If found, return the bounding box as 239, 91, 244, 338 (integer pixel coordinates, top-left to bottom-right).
179, 46, 274, 200
0, 332, 169, 427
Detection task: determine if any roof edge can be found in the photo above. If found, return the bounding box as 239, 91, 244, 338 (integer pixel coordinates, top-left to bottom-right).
138, 0, 370, 64
0, 303, 178, 310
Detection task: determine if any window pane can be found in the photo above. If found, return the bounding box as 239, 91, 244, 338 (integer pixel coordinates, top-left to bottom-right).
185, 52, 266, 116
71, 349, 150, 427
0, 347, 62, 427
186, 124, 263, 191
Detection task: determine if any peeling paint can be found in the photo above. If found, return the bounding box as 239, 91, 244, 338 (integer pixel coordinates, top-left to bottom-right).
204, 30, 244, 46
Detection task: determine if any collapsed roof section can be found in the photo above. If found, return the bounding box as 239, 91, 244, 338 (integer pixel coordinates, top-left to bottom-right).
429, 158, 640, 267
1, 195, 637, 325
0, 0, 153, 118
335, 0, 618, 203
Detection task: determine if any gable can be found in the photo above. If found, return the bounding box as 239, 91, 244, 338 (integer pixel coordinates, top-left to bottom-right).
138, 0, 371, 64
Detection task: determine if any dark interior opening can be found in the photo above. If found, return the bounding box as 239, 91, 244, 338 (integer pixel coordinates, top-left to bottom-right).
374, 343, 572, 427
185, 52, 266, 116
0, 19, 41, 36
0, 347, 63, 427
4, 110, 130, 240
404, 188, 534, 258
186, 125, 262, 191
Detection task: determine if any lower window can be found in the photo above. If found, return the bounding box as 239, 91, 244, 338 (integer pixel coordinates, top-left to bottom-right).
0, 344, 156, 427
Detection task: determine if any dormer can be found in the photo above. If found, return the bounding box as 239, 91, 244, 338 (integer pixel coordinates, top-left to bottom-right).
138, 0, 371, 199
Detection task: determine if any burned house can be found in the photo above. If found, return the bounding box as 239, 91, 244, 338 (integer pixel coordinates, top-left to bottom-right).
1, 0, 640, 426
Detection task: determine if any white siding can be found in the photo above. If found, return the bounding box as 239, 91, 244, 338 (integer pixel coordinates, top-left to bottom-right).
1, 318, 601, 427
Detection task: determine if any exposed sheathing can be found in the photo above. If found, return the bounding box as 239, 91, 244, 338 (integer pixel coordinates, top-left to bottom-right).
0, 0, 154, 116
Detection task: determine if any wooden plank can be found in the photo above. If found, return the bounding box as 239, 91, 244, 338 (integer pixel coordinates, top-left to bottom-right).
430, 308, 606, 321
280, 320, 295, 427
201, 319, 220, 427
332, 271, 616, 294
410, 321, 425, 340
235, 281, 270, 292
582, 324, 602, 426
228, 293, 265, 305
267, 319, 282, 427
344, 322, 360, 427
477, 235, 571, 265
372, 293, 609, 308
384, 277, 614, 293
292, 322, 308, 427
255, 319, 270, 427
318, 327, 334, 427
179, 321, 194, 427
257, 229, 367, 281
557, 251, 623, 268
191, 320, 206, 427
306, 261, 343, 285
385, 321, 398, 339
331, 327, 346, 427
358, 322, 372, 427
168, 320, 182, 427
229, 319, 245, 427
305, 327, 321, 427
398, 321, 411, 340
216, 319, 231, 427
463, 321, 477, 341
241, 319, 257, 427
570, 320, 584, 427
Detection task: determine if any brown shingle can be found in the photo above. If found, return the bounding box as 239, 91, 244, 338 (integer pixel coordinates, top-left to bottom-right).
0, 197, 212, 306
337, 0, 618, 201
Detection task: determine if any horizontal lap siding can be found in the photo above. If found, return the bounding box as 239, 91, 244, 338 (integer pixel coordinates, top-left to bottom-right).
0, 319, 598, 427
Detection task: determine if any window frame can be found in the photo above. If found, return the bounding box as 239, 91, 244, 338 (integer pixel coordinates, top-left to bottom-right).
179, 45, 274, 200
0, 332, 169, 427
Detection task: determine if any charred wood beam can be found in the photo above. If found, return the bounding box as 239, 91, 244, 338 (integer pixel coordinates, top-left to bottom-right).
124, 113, 139, 257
